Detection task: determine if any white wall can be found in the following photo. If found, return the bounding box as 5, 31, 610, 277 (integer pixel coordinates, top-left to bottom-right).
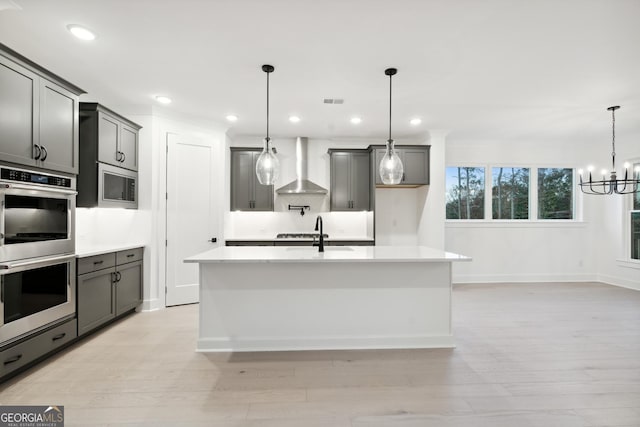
593, 141, 640, 290
444, 139, 604, 284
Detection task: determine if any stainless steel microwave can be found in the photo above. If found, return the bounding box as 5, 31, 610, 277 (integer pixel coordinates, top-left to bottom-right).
78, 163, 138, 209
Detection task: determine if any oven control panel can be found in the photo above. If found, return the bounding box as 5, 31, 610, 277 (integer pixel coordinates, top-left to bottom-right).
1, 167, 72, 188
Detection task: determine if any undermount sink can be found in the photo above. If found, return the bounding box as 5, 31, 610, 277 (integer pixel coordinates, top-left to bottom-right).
284, 246, 354, 252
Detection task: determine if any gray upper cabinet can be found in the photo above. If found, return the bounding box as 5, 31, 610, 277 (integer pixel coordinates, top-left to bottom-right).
0, 45, 84, 174
38, 79, 79, 174
372, 145, 430, 186
230, 148, 274, 211
82, 103, 141, 171
328, 149, 371, 211
0, 56, 37, 167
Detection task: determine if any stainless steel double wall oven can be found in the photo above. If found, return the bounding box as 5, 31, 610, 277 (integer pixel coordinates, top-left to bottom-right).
0, 165, 76, 346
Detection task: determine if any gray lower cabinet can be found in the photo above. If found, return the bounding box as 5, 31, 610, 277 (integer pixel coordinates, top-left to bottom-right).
77, 248, 143, 336
0, 44, 83, 174
372, 145, 430, 186
1, 318, 77, 378
230, 148, 274, 211
328, 149, 370, 211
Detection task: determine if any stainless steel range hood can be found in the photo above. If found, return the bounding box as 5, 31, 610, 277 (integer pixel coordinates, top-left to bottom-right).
276, 137, 328, 194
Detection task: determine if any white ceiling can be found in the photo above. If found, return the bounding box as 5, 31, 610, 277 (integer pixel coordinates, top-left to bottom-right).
1, 0, 639, 145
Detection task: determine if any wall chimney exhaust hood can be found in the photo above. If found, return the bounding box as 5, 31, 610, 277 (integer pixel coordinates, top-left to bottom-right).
276, 137, 328, 194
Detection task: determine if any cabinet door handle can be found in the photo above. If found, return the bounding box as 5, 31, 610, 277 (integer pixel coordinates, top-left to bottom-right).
52, 333, 66, 341
111, 272, 117, 283
126, 254, 135, 258
93, 260, 104, 265
33, 145, 41, 160
4, 354, 22, 365
402, 172, 406, 182
116, 151, 122, 162
121, 152, 126, 163
40, 145, 48, 161
116, 271, 122, 282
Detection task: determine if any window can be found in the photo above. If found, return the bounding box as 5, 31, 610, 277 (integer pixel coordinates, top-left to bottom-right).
492, 167, 529, 219
538, 168, 573, 219
446, 167, 485, 219
632, 212, 640, 260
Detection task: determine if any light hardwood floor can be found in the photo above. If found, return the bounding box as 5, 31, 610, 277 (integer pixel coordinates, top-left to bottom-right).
1, 282, 639, 426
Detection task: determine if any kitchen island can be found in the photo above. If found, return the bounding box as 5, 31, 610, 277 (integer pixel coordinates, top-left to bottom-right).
184, 246, 470, 352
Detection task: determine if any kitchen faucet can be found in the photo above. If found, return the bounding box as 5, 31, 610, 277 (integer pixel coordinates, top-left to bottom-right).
314, 215, 324, 252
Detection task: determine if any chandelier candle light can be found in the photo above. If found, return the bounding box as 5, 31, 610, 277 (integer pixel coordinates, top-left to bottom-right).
379, 67, 404, 185
255, 64, 280, 185
578, 106, 640, 195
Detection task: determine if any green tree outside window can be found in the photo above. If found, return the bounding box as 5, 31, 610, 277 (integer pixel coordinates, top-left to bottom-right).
538, 168, 573, 219
446, 167, 485, 219
492, 167, 529, 219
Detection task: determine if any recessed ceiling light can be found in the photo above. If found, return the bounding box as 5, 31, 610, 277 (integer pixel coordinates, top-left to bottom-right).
66, 24, 96, 41
289, 116, 301, 123
155, 96, 172, 104
350, 117, 362, 124
410, 118, 422, 126
226, 115, 238, 122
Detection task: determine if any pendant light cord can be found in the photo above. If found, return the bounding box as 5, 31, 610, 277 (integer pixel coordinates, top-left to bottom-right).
388, 73, 392, 142
266, 70, 270, 142
611, 107, 615, 172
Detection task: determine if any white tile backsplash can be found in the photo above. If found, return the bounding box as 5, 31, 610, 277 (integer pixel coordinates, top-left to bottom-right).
225, 211, 373, 239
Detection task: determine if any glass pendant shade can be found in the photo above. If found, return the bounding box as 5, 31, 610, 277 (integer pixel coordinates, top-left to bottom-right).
256, 138, 279, 185
379, 139, 404, 184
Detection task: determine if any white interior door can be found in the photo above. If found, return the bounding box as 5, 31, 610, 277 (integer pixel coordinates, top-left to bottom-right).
166, 133, 219, 306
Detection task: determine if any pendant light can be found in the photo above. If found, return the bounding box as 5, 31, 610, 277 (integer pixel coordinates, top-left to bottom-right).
379, 68, 404, 185
578, 106, 640, 195
255, 64, 280, 185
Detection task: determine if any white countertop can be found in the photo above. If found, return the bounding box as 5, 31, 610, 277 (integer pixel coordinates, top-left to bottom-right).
76, 243, 145, 258
225, 236, 374, 242
185, 245, 471, 264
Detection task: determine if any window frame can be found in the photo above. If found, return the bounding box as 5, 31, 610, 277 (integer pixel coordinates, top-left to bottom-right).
626, 160, 640, 263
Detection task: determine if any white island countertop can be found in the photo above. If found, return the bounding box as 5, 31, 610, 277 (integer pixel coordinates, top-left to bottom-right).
185, 245, 471, 264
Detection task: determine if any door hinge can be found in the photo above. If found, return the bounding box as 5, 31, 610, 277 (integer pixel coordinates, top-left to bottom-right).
165, 287, 167, 295
165, 239, 168, 247
166, 193, 168, 200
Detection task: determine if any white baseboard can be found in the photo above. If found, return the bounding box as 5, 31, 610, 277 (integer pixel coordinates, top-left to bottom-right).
452, 273, 597, 284
197, 335, 456, 352
140, 298, 162, 312
597, 274, 640, 291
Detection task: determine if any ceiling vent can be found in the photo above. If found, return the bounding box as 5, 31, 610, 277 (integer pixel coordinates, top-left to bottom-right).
323, 98, 344, 104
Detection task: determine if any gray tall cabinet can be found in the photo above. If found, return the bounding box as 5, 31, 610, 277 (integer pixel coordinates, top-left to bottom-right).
0, 44, 84, 174
328, 149, 371, 211
230, 148, 274, 211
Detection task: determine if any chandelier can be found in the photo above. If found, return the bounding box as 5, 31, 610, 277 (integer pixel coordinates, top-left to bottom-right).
578, 106, 640, 195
